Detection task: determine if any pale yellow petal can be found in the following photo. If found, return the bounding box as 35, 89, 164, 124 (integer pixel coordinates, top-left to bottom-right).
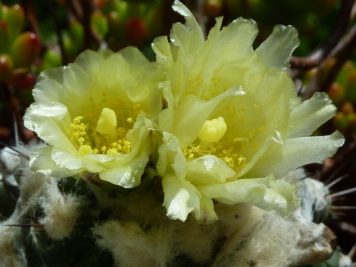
157, 132, 187, 180
24, 102, 76, 153
288, 92, 336, 138
256, 25, 299, 69
99, 153, 148, 188
186, 155, 235, 185
29, 146, 80, 178
171, 0, 204, 53
162, 173, 201, 221
152, 36, 173, 64
51, 149, 84, 171
198, 175, 296, 214
247, 131, 345, 178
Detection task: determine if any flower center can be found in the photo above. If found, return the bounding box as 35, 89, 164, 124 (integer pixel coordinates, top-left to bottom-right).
183, 117, 247, 169
70, 107, 133, 156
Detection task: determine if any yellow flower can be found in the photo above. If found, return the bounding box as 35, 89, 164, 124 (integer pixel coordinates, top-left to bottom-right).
154, 1, 344, 222
24, 49, 161, 188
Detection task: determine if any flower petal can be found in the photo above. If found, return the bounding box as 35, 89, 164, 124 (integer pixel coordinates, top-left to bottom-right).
51, 149, 84, 171
24, 102, 76, 152
210, 18, 257, 61
171, 0, 204, 53
186, 155, 235, 185
162, 173, 201, 221
99, 153, 148, 188
198, 175, 296, 214
256, 25, 299, 69
172, 87, 244, 146
152, 36, 173, 64
288, 92, 336, 138
157, 132, 187, 180
197, 196, 218, 223
29, 146, 80, 178
247, 131, 345, 178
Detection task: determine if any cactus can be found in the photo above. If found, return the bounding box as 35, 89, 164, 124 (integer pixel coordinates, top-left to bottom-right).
0, 1, 354, 267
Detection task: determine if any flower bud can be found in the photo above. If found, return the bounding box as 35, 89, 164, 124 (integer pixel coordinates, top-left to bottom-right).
125, 17, 147, 44
69, 19, 84, 45
63, 32, 79, 60
91, 10, 108, 39
2, 4, 24, 40
327, 82, 344, 103
94, 0, 107, 9
108, 11, 122, 38
11, 32, 41, 68
0, 54, 13, 80
346, 70, 356, 102
10, 69, 36, 89
0, 127, 10, 139
0, 20, 9, 52
204, 0, 222, 17
41, 49, 61, 69
334, 111, 348, 130
341, 102, 354, 115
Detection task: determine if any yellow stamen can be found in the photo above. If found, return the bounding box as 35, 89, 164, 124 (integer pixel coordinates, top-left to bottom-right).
184, 116, 250, 168
70, 111, 133, 156
78, 145, 93, 155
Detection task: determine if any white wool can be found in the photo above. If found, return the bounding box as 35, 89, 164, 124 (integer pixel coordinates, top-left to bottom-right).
173, 219, 219, 265
213, 207, 334, 267
216, 203, 257, 238
39, 180, 80, 240
339, 253, 353, 267
18, 172, 47, 209
93, 220, 173, 267
0, 145, 46, 267
298, 178, 330, 222
0, 219, 27, 267
0, 147, 21, 172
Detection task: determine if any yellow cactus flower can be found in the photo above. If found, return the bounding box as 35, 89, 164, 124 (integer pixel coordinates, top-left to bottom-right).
154, 1, 344, 222
24, 49, 161, 188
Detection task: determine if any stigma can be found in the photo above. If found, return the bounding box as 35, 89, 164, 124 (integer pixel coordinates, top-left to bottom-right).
198, 117, 227, 143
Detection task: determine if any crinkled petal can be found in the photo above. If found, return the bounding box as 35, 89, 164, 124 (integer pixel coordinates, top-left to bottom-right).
198, 175, 296, 214
157, 132, 187, 180
256, 25, 299, 69
197, 196, 218, 223
152, 36, 173, 64
171, 0, 204, 54
162, 174, 201, 221
32, 68, 64, 103
99, 153, 148, 188
158, 82, 175, 133
51, 149, 84, 171
186, 155, 235, 185
247, 131, 345, 178
29, 146, 81, 178
209, 18, 257, 61
288, 92, 336, 138
24, 102, 75, 152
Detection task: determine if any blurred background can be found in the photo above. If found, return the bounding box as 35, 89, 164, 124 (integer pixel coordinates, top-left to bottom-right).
0, 0, 355, 260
